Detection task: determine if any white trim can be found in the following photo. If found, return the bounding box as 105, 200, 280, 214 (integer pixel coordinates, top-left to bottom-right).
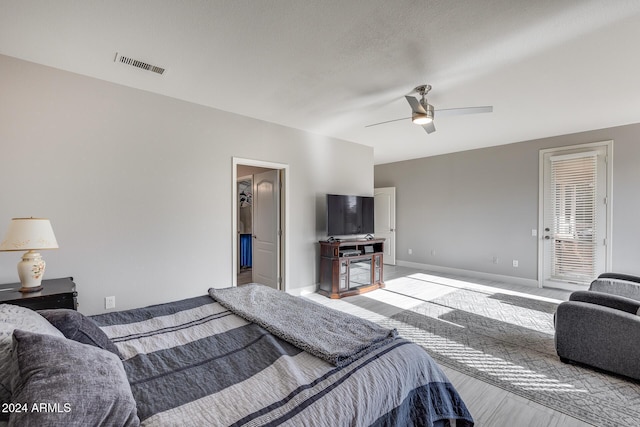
396, 260, 540, 288
374, 187, 397, 266
236, 174, 252, 273
537, 140, 613, 288
287, 284, 317, 296
232, 157, 290, 291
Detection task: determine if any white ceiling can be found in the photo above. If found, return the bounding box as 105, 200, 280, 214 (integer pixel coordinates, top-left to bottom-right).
2, 1, 640, 164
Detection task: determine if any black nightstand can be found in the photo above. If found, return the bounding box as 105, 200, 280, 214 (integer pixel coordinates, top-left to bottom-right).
0, 277, 77, 310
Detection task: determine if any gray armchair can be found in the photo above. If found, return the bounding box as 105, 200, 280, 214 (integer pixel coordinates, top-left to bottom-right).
588, 272, 640, 300
555, 273, 640, 380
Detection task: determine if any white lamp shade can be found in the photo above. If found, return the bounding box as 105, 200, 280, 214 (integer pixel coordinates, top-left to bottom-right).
0, 218, 59, 251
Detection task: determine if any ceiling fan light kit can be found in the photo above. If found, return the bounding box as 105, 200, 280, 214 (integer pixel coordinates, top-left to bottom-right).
411, 95, 434, 124
412, 112, 432, 125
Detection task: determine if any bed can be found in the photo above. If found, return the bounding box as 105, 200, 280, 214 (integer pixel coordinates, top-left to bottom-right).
1, 284, 473, 426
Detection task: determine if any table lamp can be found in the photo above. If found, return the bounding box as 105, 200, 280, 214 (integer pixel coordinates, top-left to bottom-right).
0, 218, 59, 292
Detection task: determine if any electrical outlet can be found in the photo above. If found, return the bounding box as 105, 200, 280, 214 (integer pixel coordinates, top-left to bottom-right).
105, 296, 116, 310
493, 256, 499, 264
430, 249, 436, 256
512, 260, 519, 267
408, 248, 413, 255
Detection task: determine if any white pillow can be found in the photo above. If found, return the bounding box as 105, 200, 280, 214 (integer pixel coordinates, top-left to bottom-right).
0, 304, 65, 406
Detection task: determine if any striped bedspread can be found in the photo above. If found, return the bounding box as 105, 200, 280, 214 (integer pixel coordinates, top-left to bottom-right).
91, 295, 474, 427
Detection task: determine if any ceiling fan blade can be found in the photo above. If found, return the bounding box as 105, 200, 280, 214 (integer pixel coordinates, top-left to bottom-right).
422, 121, 436, 134
365, 117, 410, 128
405, 96, 427, 114
435, 106, 493, 118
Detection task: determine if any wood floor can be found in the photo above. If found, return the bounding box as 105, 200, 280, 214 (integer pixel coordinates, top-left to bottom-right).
307, 265, 593, 427
237, 267, 252, 286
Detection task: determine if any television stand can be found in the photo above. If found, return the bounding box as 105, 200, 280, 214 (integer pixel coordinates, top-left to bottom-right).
318, 238, 385, 299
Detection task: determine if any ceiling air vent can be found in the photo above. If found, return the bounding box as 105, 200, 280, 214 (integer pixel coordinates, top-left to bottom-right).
114, 52, 165, 75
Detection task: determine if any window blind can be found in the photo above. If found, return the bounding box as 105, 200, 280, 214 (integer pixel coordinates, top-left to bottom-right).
549, 152, 598, 283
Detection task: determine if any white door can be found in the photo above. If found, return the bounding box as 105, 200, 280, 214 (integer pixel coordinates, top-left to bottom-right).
540, 144, 610, 289
374, 187, 396, 265
253, 169, 280, 289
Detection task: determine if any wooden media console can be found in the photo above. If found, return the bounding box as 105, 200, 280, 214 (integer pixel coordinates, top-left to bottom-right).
318, 238, 385, 298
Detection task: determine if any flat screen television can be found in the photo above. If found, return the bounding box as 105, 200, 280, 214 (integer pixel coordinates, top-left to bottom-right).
326, 194, 374, 236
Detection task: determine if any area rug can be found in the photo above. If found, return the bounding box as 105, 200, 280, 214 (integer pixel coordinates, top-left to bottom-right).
321, 277, 640, 426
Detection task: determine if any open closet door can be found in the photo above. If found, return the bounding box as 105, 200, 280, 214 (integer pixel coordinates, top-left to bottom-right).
252, 169, 280, 289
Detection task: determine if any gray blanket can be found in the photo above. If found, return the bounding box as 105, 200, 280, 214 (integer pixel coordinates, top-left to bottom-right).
208, 284, 397, 367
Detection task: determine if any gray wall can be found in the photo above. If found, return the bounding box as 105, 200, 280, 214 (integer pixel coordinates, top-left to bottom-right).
0, 55, 373, 314
375, 124, 640, 282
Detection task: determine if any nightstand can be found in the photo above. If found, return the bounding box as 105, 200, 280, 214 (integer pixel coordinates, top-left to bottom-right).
0, 277, 77, 310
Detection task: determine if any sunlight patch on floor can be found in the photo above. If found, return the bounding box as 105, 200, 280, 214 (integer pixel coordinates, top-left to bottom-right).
407, 272, 564, 304
310, 267, 587, 394
373, 274, 557, 336
395, 322, 587, 394
360, 275, 461, 312
310, 276, 585, 394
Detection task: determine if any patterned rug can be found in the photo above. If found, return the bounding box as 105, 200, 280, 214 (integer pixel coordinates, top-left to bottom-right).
316, 277, 640, 426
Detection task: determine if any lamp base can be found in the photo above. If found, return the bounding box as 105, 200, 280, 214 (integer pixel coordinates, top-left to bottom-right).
17, 250, 46, 292
19, 285, 43, 293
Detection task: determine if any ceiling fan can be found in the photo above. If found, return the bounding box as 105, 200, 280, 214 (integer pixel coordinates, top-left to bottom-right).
365, 84, 493, 134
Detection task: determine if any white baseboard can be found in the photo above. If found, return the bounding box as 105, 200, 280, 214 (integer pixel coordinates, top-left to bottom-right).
287, 284, 317, 296
396, 260, 540, 288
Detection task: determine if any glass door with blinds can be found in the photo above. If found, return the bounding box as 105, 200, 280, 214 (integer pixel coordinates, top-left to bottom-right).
539, 143, 611, 289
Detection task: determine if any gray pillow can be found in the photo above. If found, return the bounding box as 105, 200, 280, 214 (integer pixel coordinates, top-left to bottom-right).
38, 309, 122, 359
9, 329, 139, 427
0, 304, 64, 408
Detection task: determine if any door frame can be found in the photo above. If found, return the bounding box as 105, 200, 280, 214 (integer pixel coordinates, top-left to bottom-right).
537, 140, 613, 289
237, 174, 252, 273
374, 187, 396, 265
232, 157, 289, 290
